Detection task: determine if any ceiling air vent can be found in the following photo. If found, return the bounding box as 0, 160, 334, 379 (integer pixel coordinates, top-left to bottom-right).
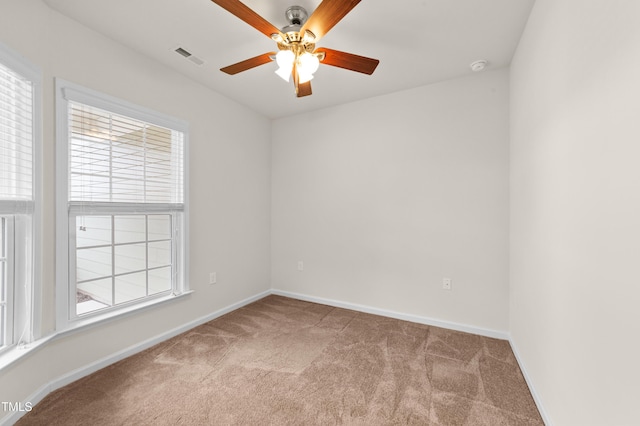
174, 47, 204, 66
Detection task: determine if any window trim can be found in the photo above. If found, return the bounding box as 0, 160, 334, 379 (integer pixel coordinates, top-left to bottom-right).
0, 42, 42, 354
55, 79, 189, 331
1, 217, 16, 349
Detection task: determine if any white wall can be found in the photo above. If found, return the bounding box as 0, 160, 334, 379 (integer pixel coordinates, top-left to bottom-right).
510, 1, 640, 424
272, 69, 510, 333
0, 0, 271, 419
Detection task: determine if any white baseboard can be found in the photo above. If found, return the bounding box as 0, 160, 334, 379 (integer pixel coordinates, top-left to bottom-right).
271, 289, 510, 340
508, 337, 552, 426
1, 290, 270, 426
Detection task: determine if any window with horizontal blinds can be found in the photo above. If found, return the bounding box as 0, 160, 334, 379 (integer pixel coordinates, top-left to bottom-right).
68, 101, 184, 206
0, 44, 39, 353
57, 80, 187, 325
0, 61, 33, 208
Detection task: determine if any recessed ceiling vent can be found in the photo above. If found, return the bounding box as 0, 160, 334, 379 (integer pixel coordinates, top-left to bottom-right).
174, 47, 204, 66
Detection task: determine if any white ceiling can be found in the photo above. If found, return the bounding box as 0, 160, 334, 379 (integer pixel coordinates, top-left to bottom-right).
43, 0, 535, 119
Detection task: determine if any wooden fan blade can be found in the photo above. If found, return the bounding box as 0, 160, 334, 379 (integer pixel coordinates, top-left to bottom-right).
316, 48, 379, 75
297, 81, 312, 97
220, 52, 275, 75
300, 0, 361, 41
211, 0, 283, 39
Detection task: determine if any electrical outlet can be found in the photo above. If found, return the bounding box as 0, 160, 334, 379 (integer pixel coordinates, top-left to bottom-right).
209, 272, 217, 285
297, 261, 304, 271
442, 277, 452, 290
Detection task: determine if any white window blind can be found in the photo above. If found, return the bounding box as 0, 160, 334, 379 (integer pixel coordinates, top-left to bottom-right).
68, 101, 184, 206
0, 61, 33, 207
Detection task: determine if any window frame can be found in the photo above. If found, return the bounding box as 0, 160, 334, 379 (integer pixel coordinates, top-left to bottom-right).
55, 79, 189, 331
1, 217, 15, 349
0, 43, 42, 356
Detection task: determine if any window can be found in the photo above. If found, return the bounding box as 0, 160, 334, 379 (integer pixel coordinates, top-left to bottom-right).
56, 80, 188, 328
0, 43, 40, 353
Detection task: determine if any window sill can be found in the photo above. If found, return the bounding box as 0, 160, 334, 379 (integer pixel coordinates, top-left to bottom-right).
0, 290, 193, 372
57, 290, 194, 338
0, 335, 54, 371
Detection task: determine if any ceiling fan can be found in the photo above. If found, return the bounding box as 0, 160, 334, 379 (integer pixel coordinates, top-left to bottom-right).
210, 0, 380, 97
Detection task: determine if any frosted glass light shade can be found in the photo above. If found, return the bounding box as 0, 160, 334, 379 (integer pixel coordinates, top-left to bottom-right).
275, 66, 292, 81
275, 50, 295, 82
298, 53, 320, 75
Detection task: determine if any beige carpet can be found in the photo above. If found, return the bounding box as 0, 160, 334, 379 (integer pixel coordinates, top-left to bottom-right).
17, 295, 543, 425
